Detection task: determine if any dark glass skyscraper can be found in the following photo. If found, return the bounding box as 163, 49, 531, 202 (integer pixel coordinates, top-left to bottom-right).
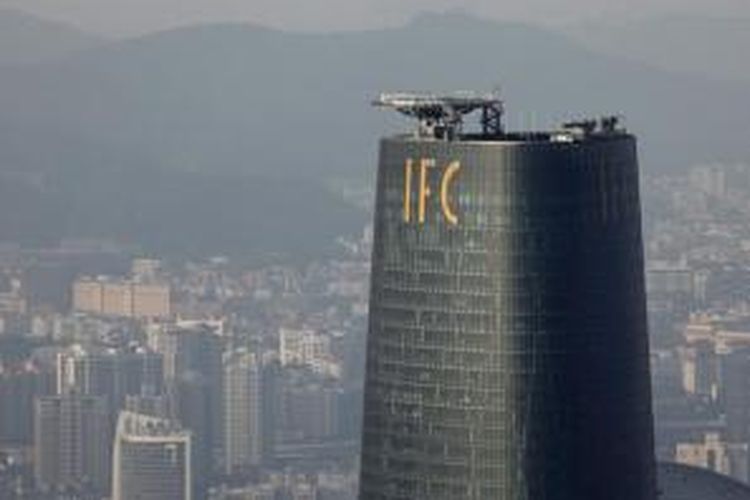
359, 95, 657, 499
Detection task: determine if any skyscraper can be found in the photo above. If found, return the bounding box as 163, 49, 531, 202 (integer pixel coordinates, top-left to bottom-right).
56, 344, 164, 428
223, 348, 263, 475
111, 411, 192, 500
0, 362, 39, 447
173, 371, 212, 498
154, 326, 223, 463
34, 394, 110, 495
359, 94, 657, 499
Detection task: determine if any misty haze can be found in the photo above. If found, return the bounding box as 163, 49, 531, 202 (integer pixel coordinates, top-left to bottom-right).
0, 2, 749, 499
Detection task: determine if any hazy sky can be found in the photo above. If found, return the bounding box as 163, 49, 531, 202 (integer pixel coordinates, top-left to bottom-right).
3, 0, 750, 36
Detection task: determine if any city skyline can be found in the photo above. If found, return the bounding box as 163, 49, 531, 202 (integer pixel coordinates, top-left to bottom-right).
0, 2, 749, 498
3, 161, 750, 497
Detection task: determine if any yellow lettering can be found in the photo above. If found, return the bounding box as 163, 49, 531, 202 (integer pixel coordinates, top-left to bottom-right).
418, 159, 435, 224
403, 159, 413, 223
440, 161, 461, 225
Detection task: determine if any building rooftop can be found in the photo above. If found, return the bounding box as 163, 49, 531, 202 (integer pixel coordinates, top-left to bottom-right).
373, 92, 503, 139
116, 411, 189, 441
373, 91, 627, 142
658, 462, 750, 499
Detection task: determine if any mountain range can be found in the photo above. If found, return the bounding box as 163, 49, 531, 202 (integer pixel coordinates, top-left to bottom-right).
0, 9, 102, 64
0, 10, 748, 257
566, 15, 750, 83
1, 11, 749, 178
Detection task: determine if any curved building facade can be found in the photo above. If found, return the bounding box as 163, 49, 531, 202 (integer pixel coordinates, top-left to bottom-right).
360, 123, 657, 499
658, 462, 750, 500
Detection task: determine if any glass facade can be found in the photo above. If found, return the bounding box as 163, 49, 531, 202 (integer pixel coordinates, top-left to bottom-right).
112, 412, 192, 500
359, 134, 657, 499
116, 441, 190, 499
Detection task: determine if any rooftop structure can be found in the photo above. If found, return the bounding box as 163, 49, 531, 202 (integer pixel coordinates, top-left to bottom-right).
373, 91, 625, 141
372, 92, 504, 139
114, 410, 186, 438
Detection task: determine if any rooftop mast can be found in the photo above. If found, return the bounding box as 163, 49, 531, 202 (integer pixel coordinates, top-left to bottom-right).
372, 92, 504, 139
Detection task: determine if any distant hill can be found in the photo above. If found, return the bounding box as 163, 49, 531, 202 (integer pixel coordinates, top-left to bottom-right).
0, 12, 748, 258
0, 11, 747, 181
566, 15, 750, 84
0, 9, 104, 64
0, 166, 364, 259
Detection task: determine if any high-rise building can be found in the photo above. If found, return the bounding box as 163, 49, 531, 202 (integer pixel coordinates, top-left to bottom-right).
0, 362, 39, 447
111, 411, 192, 500
223, 348, 263, 475
279, 378, 339, 443
173, 371, 212, 499
280, 328, 329, 365
56, 345, 117, 398
679, 340, 718, 398
34, 394, 110, 495
261, 361, 280, 460
279, 328, 340, 377
56, 345, 164, 426
124, 393, 171, 419
720, 348, 750, 443
72, 277, 171, 319
675, 433, 733, 476
120, 349, 165, 399
153, 327, 223, 465
359, 94, 657, 499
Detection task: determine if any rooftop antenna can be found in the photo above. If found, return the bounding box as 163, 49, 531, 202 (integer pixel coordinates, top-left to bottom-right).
372, 91, 504, 140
